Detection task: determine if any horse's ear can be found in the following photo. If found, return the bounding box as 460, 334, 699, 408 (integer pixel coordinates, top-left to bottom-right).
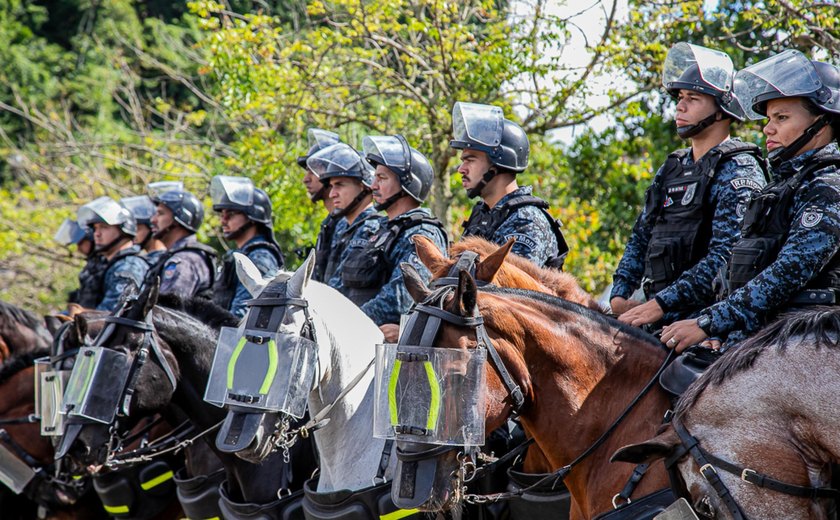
234, 252, 269, 297
413, 235, 448, 274
401, 263, 432, 303
288, 250, 315, 298
475, 238, 515, 283
141, 277, 160, 317
610, 427, 681, 465
74, 315, 88, 346
449, 269, 477, 316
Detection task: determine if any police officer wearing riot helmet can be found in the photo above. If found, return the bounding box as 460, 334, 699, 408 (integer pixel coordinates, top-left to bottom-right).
453, 102, 569, 268
298, 128, 347, 282
307, 142, 382, 292
339, 134, 448, 326
76, 197, 149, 311
55, 217, 107, 307
615, 43, 767, 328
148, 189, 217, 299
211, 175, 285, 318
120, 195, 167, 266
662, 51, 840, 352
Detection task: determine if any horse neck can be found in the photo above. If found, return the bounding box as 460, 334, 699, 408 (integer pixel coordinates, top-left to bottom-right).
484, 295, 671, 515
305, 283, 389, 492
0, 368, 54, 465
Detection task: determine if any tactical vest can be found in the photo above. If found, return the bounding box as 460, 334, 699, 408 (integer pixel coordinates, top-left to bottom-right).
72, 254, 109, 308
145, 242, 218, 299
323, 213, 380, 285
642, 140, 764, 296
726, 155, 840, 297
213, 240, 284, 311
313, 214, 340, 283
341, 212, 448, 306
462, 194, 569, 269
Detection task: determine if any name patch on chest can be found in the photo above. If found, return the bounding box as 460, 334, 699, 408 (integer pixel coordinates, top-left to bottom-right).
665, 183, 697, 206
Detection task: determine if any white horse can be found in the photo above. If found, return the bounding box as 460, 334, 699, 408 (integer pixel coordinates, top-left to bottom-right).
234, 251, 394, 492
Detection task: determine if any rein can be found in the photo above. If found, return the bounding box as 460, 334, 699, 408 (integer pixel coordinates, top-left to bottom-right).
666, 415, 840, 519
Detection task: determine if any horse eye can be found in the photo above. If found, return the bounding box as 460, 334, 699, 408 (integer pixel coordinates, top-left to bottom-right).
694, 495, 716, 518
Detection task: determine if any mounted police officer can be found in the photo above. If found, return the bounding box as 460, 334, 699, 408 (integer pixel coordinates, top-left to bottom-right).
211, 175, 285, 318
148, 188, 217, 300
76, 197, 149, 311
120, 195, 167, 266
337, 134, 449, 325
54, 217, 106, 307
452, 101, 569, 268
615, 43, 767, 329
661, 51, 840, 351
298, 128, 346, 283
306, 142, 382, 293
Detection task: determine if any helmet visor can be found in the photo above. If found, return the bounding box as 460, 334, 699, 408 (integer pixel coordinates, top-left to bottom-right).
120, 196, 156, 222
363, 135, 412, 174
54, 218, 87, 245
211, 176, 255, 207
452, 102, 504, 147
147, 181, 184, 202
307, 128, 341, 149
736, 50, 823, 119
662, 42, 734, 93
77, 197, 125, 227
306, 143, 364, 177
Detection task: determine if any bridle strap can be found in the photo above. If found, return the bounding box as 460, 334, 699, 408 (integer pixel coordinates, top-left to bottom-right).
430, 251, 489, 289
244, 297, 309, 308
670, 416, 840, 519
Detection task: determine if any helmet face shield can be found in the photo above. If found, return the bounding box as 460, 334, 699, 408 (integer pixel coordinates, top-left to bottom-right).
211, 176, 255, 207
147, 181, 184, 202
308, 128, 340, 149
663, 42, 734, 94
54, 218, 87, 246
736, 50, 824, 119
452, 102, 504, 148
306, 143, 367, 179
363, 135, 412, 176
120, 196, 156, 224
77, 197, 130, 228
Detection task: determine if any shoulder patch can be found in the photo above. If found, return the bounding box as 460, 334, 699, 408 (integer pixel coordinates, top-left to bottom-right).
163, 262, 178, 280
730, 178, 763, 191
732, 154, 756, 167
801, 210, 823, 229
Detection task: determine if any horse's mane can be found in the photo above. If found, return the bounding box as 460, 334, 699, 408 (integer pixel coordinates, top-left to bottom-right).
0, 347, 50, 387
675, 306, 840, 415
481, 286, 662, 348
0, 300, 47, 333
156, 294, 239, 329
450, 238, 601, 310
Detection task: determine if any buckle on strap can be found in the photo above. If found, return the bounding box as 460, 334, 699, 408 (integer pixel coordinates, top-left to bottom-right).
700, 463, 718, 479
741, 468, 756, 482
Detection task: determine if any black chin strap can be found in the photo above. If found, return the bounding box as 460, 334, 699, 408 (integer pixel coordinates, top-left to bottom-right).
677, 111, 720, 139
466, 167, 498, 199
768, 116, 829, 168
332, 189, 371, 219
96, 235, 131, 254
223, 219, 255, 242
373, 190, 407, 211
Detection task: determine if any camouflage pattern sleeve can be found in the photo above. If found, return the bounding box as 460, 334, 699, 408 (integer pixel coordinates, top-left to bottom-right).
610, 165, 665, 300
655, 153, 765, 311
494, 205, 558, 266
229, 247, 282, 318
96, 256, 149, 311
159, 251, 211, 299
705, 168, 840, 338
360, 223, 448, 326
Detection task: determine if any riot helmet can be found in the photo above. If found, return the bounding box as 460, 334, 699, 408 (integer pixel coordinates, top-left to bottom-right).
120, 195, 156, 227
307, 143, 374, 217
211, 175, 277, 242
54, 218, 91, 246
77, 197, 137, 237
148, 181, 184, 204
662, 43, 745, 138
736, 50, 840, 165
155, 189, 204, 233
297, 128, 341, 169
363, 134, 434, 210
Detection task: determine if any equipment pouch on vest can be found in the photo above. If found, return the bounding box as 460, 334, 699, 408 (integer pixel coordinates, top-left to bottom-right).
342, 246, 386, 289
740, 192, 778, 235
727, 237, 780, 291
644, 237, 683, 295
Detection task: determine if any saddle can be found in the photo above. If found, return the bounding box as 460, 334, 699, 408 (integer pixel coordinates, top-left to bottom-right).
659, 346, 722, 397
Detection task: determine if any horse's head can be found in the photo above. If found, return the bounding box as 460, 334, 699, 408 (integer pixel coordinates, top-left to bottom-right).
212, 251, 319, 463
384, 265, 531, 512
415, 235, 602, 310
56, 280, 180, 468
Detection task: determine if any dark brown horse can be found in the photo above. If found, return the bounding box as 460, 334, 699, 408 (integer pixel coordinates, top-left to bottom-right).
614, 307, 840, 519
0, 301, 52, 362
397, 266, 673, 519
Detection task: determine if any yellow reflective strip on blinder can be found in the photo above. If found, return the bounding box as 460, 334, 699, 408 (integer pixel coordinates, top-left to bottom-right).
380, 508, 420, 520
227, 337, 248, 390
422, 361, 440, 432
140, 469, 174, 490
259, 339, 279, 394
103, 504, 130, 514
388, 359, 402, 426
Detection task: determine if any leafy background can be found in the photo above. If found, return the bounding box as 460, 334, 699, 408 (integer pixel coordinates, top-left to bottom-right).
0, 0, 836, 313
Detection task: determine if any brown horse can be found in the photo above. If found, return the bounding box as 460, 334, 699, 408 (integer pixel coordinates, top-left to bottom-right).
396, 266, 673, 519
613, 307, 840, 519
0, 301, 52, 362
